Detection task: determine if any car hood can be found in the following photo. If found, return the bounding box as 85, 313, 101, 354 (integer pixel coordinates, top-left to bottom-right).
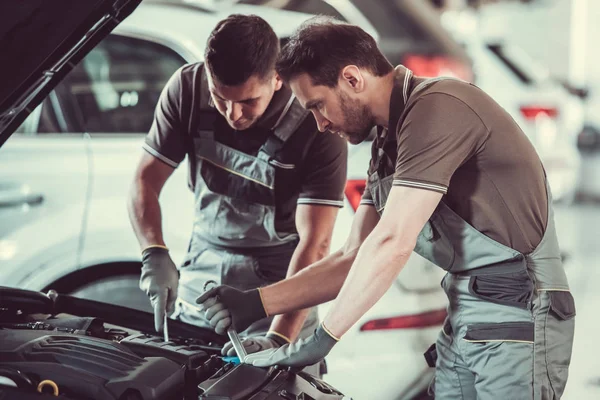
0, 0, 142, 148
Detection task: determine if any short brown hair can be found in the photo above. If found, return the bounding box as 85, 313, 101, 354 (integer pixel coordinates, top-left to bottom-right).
205, 14, 280, 86
276, 16, 393, 87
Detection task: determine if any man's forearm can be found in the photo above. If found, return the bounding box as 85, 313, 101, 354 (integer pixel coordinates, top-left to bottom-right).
323, 229, 412, 338
261, 246, 359, 317
128, 183, 166, 250
268, 239, 330, 341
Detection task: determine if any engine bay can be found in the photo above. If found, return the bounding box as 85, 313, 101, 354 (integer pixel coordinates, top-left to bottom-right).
0, 287, 347, 400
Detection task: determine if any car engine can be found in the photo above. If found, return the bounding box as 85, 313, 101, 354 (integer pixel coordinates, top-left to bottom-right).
0, 287, 348, 400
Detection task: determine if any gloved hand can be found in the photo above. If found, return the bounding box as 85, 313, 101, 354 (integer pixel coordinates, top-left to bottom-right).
139, 246, 179, 333
196, 285, 267, 335
221, 332, 289, 357
243, 323, 338, 368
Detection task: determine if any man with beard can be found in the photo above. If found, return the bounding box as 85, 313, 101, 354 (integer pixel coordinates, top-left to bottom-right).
127, 14, 347, 376
197, 17, 575, 399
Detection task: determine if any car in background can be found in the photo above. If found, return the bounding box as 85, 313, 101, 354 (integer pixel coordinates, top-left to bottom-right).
0, 1, 446, 399
441, 10, 583, 203
238, 0, 474, 82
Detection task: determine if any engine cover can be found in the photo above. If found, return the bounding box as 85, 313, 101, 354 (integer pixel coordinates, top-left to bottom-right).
0, 329, 186, 400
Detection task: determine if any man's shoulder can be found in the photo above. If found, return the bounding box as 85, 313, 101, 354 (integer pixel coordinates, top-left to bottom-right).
410, 78, 487, 113
177, 62, 205, 85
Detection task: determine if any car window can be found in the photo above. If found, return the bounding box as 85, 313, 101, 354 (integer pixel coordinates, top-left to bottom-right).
19, 34, 186, 134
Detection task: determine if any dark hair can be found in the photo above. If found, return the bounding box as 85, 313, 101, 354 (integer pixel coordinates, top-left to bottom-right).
276, 16, 393, 87
204, 14, 280, 86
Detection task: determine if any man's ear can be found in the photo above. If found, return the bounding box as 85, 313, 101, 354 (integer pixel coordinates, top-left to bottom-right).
273, 72, 283, 91
340, 65, 365, 93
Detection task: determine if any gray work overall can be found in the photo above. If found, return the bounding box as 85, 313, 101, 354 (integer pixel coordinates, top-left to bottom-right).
368, 76, 576, 399
171, 76, 318, 342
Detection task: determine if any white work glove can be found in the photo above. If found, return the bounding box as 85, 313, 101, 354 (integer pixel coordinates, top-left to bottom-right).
221, 332, 289, 357
139, 246, 179, 333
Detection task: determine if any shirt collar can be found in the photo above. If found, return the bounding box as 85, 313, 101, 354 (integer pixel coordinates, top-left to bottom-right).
257, 84, 294, 130
387, 65, 414, 135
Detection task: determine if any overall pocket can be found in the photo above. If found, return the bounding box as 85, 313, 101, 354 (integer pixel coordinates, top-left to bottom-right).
414, 213, 455, 271
469, 269, 533, 309
544, 290, 575, 398
213, 197, 267, 240
464, 321, 534, 343
462, 321, 535, 399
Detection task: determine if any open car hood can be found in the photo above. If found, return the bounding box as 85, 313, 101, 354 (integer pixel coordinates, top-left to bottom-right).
0, 0, 142, 148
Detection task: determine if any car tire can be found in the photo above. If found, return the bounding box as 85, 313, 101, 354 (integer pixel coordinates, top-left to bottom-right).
69, 274, 152, 313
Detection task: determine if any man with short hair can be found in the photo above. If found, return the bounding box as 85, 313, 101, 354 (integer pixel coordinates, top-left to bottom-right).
198, 17, 575, 399
127, 14, 347, 369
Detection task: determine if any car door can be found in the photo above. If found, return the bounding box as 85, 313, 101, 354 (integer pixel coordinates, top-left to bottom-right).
34, 33, 195, 307
0, 95, 90, 287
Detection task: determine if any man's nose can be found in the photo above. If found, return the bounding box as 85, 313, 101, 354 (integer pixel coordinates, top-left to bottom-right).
227, 102, 243, 121
314, 113, 330, 133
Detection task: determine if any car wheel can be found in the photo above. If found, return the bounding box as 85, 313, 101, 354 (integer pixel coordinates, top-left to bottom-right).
69, 274, 152, 313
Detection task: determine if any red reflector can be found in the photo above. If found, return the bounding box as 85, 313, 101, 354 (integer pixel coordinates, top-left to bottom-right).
360, 309, 447, 331
520, 106, 558, 120
344, 179, 366, 212
403, 54, 473, 82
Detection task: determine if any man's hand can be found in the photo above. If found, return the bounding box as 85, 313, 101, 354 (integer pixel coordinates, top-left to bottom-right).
221, 332, 289, 357
196, 285, 267, 335
243, 323, 338, 368
139, 247, 179, 332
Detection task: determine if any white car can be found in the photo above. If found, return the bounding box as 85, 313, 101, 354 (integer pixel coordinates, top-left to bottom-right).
441, 11, 583, 203
0, 2, 446, 399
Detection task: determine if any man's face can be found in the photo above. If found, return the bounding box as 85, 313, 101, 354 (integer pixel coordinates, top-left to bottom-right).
290, 73, 375, 145
207, 69, 282, 131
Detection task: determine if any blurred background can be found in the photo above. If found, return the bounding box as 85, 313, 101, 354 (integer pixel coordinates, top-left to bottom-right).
1, 0, 598, 398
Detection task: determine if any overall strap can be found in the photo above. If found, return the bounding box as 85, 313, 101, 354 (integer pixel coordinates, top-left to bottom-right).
259, 95, 309, 160
187, 63, 218, 188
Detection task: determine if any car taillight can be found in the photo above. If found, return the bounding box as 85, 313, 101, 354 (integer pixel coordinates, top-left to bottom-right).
520, 106, 558, 120
344, 179, 366, 212
403, 54, 473, 82
360, 309, 447, 331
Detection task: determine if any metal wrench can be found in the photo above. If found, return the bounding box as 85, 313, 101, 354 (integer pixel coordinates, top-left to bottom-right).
227, 327, 247, 361
163, 314, 169, 343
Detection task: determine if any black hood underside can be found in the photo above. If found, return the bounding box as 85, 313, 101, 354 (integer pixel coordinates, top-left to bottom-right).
0, 0, 141, 147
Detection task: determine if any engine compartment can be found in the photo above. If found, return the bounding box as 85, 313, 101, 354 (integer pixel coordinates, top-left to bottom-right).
0, 287, 347, 400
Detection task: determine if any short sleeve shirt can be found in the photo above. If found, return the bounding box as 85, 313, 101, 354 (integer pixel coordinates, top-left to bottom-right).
362, 67, 548, 254
143, 63, 348, 233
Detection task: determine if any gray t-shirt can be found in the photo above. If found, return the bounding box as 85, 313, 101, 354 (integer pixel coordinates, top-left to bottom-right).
145, 63, 348, 234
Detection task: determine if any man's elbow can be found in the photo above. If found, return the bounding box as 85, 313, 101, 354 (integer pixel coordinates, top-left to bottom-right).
371, 227, 416, 260
300, 235, 332, 260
